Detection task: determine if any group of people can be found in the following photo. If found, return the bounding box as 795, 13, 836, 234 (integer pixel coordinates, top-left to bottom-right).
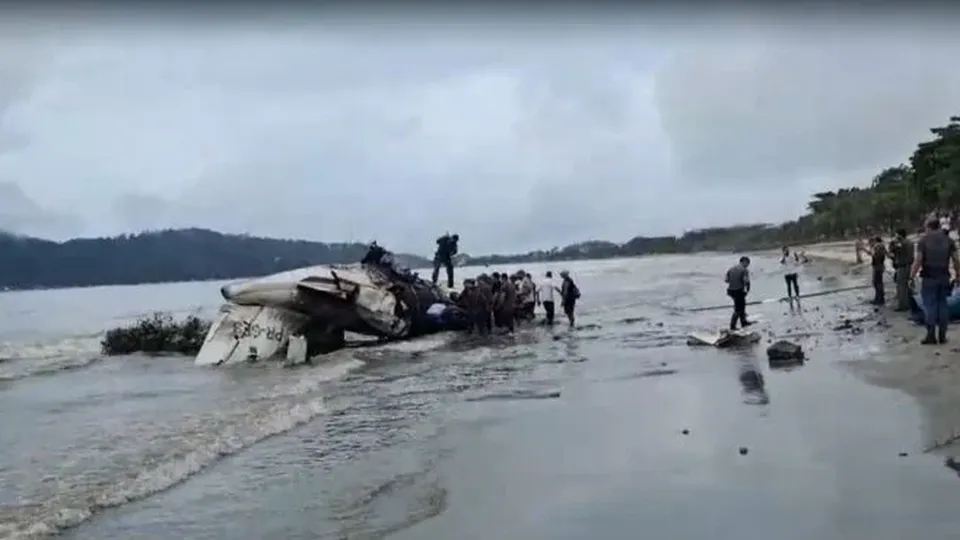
723, 246, 809, 332
450, 270, 581, 335
364, 233, 583, 338
867, 220, 960, 345
845, 216, 960, 345
861, 229, 914, 310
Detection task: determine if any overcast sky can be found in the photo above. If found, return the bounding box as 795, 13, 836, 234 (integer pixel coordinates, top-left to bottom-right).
0, 7, 958, 255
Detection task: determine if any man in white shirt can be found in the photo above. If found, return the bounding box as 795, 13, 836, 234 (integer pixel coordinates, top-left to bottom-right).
536, 271, 560, 325
780, 246, 806, 300
518, 272, 536, 321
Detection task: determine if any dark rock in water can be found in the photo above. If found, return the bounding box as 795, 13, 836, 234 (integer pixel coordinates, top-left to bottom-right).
766, 340, 805, 367
738, 446, 749, 455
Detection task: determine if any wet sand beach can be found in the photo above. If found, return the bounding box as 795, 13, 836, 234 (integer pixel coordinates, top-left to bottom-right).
3, 253, 960, 539
802, 239, 960, 457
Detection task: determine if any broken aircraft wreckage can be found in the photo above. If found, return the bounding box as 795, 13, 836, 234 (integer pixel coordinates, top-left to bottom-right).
195, 260, 457, 366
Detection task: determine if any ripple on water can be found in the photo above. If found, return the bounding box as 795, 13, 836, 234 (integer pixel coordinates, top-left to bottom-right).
0, 356, 366, 540
10, 254, 920, 540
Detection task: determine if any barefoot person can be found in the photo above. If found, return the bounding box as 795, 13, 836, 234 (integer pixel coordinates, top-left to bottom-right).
911, 218, 960, 344
725, 256, 754, 331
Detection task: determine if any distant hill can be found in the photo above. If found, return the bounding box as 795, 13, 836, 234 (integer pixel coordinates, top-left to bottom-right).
0, 221, 816, 291
466, 224, 801, 266
0, 228, 431, 290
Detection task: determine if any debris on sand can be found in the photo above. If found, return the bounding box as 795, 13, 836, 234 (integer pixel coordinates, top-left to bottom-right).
687, 330, 761, 348
945, 457, 960, 477
832, 319, 863, 333
766, 340, 805, 367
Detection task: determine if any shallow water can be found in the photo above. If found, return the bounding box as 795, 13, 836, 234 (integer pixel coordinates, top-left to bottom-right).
1, 255, 959, 539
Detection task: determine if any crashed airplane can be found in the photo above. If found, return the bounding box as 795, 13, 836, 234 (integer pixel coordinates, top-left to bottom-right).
195, 258, 456, 366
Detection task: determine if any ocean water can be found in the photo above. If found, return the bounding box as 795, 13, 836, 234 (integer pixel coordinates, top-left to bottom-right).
1, 254, 959, 540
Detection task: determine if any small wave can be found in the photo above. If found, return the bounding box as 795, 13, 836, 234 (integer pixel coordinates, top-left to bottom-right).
0, 394, 334, 540
464, 389, 562, 402
0, 335, 101, 362
626, 368, 679, 379
377, 333, 459, 353
0, 335, 104, 381
253, 358, 365, 400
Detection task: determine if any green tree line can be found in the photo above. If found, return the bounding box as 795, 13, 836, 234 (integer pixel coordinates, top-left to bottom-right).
0, 228, 430, 290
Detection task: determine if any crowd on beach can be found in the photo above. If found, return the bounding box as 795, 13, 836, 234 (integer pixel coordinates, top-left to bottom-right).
425, 233, 583, 334
447, 269, 581, 335
849, 211, 960, 345
364, 233, 583, 338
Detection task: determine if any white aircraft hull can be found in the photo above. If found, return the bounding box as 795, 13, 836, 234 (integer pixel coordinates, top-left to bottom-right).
195, 263, 445, 366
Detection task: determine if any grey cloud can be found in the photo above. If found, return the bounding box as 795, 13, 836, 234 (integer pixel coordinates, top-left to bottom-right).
0, 182, 81, 238
654, 25, 960, 185
1, 15, 954, 256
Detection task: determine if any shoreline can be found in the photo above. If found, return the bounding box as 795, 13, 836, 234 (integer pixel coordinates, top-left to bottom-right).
798, 240, 960, 455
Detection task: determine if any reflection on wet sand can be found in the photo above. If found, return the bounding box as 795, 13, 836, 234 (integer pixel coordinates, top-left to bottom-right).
47, 253, 960, 540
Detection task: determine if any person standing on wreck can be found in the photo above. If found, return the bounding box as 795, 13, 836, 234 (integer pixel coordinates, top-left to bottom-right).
725, 256, 753, 331
431, 233, 459, 288
911, 219, 960, 344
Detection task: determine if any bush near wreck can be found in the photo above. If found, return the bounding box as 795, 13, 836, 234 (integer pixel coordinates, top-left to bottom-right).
102, 312, 211, 356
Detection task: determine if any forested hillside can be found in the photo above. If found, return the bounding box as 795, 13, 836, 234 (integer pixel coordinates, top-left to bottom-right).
0, 228, 430, 290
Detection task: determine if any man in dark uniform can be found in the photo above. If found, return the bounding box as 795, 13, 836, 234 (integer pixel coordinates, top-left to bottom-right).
869, 236, 887, 305
493, 273, 516, 333
889, 228, 914, 311
724, 256, 753, 331
559, 270, 580, 328
473, 274, 494, 336
456, 279, 477, 333
431, 233, 459, 288
361, 241, 386, 265
911, 219, 960, 344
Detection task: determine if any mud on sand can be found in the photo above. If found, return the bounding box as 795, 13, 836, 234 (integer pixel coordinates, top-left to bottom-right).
799, 241, 960, 455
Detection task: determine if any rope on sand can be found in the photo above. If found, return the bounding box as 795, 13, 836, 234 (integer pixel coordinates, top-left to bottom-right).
687, 284, 873, 312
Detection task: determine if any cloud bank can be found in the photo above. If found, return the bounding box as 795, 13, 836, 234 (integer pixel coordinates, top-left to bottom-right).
0, 11, 958, 254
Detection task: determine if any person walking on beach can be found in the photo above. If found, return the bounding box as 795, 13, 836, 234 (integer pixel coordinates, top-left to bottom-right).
725, 256, 754, 331
911, 219, 960, 344
780, 245, 802, 301
559, 270, 580, 328
537, 271, 559, 325
854, 236, 865, 265
889, 228, 915, 312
